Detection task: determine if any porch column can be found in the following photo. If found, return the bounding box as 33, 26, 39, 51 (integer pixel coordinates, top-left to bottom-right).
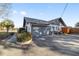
26, 22, 31, 33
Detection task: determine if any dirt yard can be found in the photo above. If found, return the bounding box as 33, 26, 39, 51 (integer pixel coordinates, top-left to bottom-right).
0, 34, 79, 56
0, 41, 66, 56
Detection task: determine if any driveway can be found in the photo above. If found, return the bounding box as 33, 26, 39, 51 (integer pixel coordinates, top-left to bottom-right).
33, 34, 79, 56
0, 34, 79, 56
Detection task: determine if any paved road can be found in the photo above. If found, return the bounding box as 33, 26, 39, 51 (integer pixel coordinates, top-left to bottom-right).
33, 34, 79, 56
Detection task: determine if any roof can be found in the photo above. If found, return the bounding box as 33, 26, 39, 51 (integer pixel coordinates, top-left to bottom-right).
23, 17, 67, 27
49, 17, 66, 26
24, 17, 48, 24
23, 17, 48, 27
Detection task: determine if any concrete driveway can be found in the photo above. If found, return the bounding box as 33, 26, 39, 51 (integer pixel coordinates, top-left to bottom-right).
33, 34, 79, 56
0, 34, 79, 56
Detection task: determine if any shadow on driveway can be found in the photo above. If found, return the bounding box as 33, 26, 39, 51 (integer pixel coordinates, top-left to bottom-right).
33, 35, 79, 56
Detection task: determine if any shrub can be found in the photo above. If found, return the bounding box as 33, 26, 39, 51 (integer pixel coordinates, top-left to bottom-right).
17, 32, 32, 42
18, 27, 26, 33
10, 32, 14, 35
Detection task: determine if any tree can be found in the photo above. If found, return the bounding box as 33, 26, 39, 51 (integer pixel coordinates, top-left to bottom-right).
0, 22, 4, 30
75, 22, 79, 27
1, 19, 14, 33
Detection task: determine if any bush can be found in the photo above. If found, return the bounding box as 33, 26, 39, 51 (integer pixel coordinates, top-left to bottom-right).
17, 32, 32, 42
18, 27, 26, 33
10, 32, 14, 35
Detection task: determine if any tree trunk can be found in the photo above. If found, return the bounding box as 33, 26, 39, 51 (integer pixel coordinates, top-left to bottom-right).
6, 27, 9, 33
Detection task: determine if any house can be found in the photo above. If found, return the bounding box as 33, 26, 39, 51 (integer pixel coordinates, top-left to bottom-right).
23, 17, 66, 36
48, 17, 66, 33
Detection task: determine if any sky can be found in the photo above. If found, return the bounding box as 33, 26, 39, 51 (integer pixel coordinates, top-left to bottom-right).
7, 3, 79, 28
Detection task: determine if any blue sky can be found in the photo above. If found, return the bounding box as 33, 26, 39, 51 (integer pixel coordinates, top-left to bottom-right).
8, 3, 79, 28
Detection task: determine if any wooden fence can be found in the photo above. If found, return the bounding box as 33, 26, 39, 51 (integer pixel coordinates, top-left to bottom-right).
61, 27, 79, 34
70, 28, 79, 34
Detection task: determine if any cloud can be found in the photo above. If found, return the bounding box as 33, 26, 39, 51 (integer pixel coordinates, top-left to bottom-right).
20, 11, 27, 16
39, 13, 44, 15
12, 10, 17, 14
12, 10, 27, 16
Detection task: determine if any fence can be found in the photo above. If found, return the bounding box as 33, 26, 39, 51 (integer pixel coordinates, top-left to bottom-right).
61, 27, 79, 34
70, 28, 79, 34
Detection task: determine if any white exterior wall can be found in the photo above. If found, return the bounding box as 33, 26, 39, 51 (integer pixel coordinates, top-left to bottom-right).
59, 23, 64, 31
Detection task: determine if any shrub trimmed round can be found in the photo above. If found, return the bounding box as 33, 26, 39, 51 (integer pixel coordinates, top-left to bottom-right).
17, 32, 32, 43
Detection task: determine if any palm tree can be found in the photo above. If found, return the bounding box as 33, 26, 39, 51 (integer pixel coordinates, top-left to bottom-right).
1, 19, 14, 33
